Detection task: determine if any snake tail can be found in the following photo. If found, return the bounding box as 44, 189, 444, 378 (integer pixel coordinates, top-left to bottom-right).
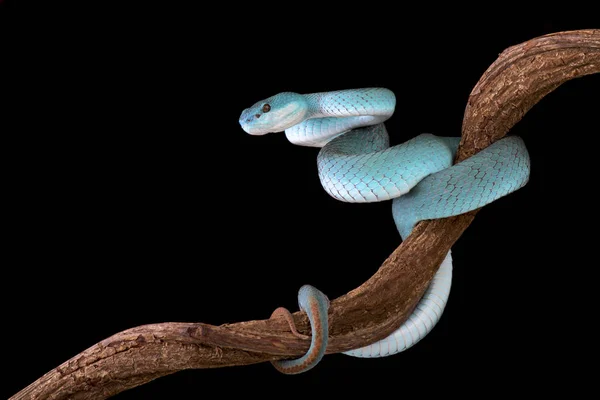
270, 285, 330, 374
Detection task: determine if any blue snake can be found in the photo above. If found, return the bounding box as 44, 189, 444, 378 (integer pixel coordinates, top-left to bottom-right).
239, 88, 530, 373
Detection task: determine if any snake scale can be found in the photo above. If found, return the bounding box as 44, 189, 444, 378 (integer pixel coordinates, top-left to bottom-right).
239, 88, 530, 373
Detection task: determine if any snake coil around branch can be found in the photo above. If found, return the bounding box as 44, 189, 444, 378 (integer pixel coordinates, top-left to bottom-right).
11, 29, 600, 400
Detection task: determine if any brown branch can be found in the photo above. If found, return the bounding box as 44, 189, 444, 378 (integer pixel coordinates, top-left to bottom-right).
12, 29, 600, 400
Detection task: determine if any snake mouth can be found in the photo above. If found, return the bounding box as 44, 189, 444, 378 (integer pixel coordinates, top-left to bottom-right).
239, 116, 292, 136
239, 119, 269, 135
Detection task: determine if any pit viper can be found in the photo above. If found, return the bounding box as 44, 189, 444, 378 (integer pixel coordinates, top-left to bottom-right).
239, 87, 530, 373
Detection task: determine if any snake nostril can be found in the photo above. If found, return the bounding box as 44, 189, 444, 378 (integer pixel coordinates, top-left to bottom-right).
255, 113, 261, 119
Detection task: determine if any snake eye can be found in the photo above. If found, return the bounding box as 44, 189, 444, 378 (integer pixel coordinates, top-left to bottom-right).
262, 104, 271, 113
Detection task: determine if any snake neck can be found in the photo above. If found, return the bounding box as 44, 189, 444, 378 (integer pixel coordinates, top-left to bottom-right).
285, 88, 397, 148
302, 92, 332, 119
302, 88, 396, 119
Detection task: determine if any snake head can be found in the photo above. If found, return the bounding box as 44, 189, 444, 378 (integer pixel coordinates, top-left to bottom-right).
239, 92, 308, 135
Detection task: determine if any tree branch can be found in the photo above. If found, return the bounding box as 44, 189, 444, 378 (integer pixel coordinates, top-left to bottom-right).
12, 29, 600, 400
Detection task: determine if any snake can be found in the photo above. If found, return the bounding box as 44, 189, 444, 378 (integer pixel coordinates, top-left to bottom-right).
239, 87, 530, 373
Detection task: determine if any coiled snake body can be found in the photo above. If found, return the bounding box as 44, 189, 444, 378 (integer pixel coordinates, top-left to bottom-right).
240, 88, 530, 372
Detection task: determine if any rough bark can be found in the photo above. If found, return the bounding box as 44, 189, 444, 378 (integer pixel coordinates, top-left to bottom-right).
11, 29, 600, 400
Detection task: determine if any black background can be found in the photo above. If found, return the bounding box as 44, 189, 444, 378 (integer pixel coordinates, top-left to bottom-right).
2, 2, 599, 398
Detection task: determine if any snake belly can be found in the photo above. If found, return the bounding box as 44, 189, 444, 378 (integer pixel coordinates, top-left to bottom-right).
240, 87, 530, 358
